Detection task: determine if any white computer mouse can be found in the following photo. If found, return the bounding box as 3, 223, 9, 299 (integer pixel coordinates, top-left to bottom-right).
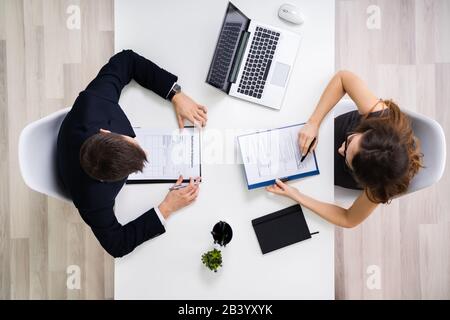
278, 3, 304, 25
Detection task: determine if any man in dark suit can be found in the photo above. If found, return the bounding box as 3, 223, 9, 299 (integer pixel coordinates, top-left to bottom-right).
57, 49, 206, 258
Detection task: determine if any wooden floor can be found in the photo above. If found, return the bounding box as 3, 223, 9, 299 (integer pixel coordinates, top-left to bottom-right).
0, 0, 115, 299
0, 0, 448, 299
335, 0, 450, 299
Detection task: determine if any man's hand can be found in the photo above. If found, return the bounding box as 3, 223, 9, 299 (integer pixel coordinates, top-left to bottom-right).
158, 176, 201, 219
266, 179, 301, 202
172, 92, 208, 128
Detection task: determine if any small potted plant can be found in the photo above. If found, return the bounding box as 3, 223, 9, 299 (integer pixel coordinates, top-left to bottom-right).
201, 221, 232, 273
201, 248, 223, 273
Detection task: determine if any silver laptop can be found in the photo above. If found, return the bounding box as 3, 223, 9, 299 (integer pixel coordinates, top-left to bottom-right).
206, 2, 301, 110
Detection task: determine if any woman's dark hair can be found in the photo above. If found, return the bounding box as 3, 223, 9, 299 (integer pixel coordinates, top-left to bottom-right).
351, 100, 424, 204
80, 132, 147, 182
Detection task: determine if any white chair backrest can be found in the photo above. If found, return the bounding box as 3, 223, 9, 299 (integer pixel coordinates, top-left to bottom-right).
402, 108, 446, 193
18, 108, 71, 202
333, 99, 446, 197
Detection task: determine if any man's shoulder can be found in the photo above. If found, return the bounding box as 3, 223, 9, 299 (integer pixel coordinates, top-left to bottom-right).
71, 91, 115, 117
72, 178, 119, 212
60, 91, 121, 136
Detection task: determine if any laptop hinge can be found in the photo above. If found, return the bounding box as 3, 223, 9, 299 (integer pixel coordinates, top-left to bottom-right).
229, 31, 250, 83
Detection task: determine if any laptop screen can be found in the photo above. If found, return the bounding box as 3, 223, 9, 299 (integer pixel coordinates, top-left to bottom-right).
206, 2, 250, 93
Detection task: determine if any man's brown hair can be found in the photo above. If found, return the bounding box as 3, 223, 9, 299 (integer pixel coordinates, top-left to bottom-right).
80, 132, 147, 182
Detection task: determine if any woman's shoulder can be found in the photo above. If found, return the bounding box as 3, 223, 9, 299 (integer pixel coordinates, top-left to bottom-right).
363, 100, 391, 117
335, 109, 366, 130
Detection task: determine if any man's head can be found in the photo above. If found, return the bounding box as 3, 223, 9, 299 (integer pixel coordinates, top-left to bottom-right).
80, 129, 147, 182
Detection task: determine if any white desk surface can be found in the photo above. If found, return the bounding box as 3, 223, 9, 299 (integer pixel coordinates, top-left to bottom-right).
114, 0, 335, 299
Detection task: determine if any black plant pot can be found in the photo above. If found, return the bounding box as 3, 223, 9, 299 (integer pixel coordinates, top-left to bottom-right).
211, 221, 233, 247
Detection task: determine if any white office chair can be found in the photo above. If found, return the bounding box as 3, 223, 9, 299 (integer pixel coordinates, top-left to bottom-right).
18, 108, 71, 202
333, 99, 447, 206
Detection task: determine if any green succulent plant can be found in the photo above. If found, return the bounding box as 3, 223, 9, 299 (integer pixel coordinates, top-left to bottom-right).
201, 248, 223, 272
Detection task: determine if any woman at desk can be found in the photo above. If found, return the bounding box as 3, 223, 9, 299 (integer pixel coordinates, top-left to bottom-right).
266, 70, 423, 228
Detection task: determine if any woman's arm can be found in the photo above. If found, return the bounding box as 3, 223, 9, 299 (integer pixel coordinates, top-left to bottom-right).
309, 70, 381, 126
266, 179, 378, 228
298, 70, 383, 156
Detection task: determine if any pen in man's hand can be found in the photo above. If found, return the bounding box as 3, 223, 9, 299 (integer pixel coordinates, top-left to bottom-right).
169, 181, 201, 191
300, 137, 316, 162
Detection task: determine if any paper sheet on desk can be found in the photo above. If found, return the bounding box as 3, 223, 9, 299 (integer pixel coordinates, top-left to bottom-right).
238, 123, 319, 189
127, 127, 201, 183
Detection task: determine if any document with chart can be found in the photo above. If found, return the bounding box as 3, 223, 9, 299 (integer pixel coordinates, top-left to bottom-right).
127, 127, 201, 184
237, 124, 319, 189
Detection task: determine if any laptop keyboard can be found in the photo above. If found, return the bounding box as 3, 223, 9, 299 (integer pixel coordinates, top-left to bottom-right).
208, 22, 242, 89
237, 27, 280, 99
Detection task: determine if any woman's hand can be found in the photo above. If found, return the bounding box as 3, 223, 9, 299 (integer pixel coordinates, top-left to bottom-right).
158, 176, 201, 219
298, 121, 319, 156
172, 92, 208, 128
266, 179, 301, 202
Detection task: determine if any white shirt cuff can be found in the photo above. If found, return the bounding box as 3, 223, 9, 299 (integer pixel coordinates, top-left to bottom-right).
154, 207, 166, 226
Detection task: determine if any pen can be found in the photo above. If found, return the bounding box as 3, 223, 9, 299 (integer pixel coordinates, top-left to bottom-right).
300, 137, 316, 162
169, 182, 201, 191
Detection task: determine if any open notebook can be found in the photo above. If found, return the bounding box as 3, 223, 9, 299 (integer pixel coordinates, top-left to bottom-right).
126, 127, 201, 184
237, 123, 319, 189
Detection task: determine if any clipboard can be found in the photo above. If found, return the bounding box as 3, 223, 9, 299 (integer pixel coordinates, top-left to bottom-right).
126, 126, 201, 184
237, 123, 320, 189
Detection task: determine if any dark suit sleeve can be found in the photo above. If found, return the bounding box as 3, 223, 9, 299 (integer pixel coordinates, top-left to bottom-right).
81, 205, 166, 258
86, 49, 178, 103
